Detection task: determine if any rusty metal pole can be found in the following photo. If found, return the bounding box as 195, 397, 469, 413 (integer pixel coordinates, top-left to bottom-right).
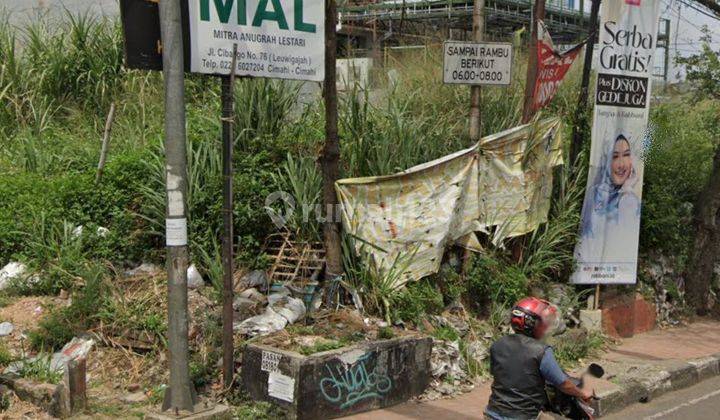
321, 0, 343, 287
521, 0, 546, 124
468, 0, 485, 141
221, 44, 238, 390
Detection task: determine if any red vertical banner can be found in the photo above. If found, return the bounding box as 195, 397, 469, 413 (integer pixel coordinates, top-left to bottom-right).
531, 21, 585, 112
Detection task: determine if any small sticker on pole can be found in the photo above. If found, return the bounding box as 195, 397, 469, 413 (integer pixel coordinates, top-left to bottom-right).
166, 218, 188, 247
443, 41, 513, 85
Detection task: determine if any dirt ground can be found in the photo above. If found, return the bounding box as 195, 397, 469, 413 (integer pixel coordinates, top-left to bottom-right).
0, 296, 64, 355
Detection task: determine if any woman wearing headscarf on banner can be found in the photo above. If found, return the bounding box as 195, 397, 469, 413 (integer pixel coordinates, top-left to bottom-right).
575, 134, 641, 262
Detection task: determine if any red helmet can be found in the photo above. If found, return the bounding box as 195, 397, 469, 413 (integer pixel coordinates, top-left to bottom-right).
510, 297, 559, 339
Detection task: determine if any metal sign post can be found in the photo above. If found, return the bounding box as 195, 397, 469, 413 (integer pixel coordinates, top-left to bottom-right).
570, 0, 602, 165
221, 44, 239, 390
120, 0, 327, 401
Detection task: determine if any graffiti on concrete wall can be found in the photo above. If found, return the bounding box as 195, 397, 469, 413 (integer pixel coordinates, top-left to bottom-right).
319, 352, 392, 409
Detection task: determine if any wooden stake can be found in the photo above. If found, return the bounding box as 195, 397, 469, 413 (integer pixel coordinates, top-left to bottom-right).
64, 358, 87, 414
521, 0, 546, 124
95, 102, 116, 183
594, 284, 601, 310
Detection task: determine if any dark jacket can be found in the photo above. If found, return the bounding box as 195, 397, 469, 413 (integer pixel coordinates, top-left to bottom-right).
486, 334, 549, 419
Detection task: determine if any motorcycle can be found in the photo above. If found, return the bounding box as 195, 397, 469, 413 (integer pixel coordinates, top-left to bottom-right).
545, 363, 605, 420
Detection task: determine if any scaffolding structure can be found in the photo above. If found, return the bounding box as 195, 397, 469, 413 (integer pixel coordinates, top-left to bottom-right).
338, 0, 592, 52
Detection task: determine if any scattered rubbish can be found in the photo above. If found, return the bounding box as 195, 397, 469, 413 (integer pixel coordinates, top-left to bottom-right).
430, 339, 467, 381
123, 263, 162, 277
430, 313, 470, 338
50, 337, 95, 372
270, 295, 306, 325
239, 288, 267, 304
71, 225, 84, 239
186, 264, 205, 289
642, 253, 685, 326
235, 288, 307, 337
0, 322, 13, 337
238, 270, 268, 290
235, 306, 289, 337
0, 262, 27, 290
71, 225, 110, 239
233, 297, 258, 314
466, 340, 488, 366
423, 338, 477, 400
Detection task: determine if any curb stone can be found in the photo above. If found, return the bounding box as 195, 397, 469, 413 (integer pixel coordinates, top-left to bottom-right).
595, 353, 720, 416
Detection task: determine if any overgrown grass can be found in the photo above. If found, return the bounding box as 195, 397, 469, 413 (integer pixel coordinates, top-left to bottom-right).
0, 11, 717, 374
16, 354, 63, 384
29, 263, 109, 351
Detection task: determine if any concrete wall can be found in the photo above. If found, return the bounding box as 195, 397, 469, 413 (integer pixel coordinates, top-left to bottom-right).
242, 336, 433, 420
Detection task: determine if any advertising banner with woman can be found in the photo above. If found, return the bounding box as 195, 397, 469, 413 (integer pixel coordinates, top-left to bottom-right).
572, 0, 661, 284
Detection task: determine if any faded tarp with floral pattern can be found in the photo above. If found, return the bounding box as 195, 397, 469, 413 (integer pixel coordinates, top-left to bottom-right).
335, 118, 563, 286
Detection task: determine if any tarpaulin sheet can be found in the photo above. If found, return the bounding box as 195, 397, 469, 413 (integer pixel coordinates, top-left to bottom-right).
335, 118, 563, 286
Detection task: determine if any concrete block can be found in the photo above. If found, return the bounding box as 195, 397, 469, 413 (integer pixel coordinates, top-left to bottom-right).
631, 369, 672, 402
688, 356, 720, 382
594, 380, 645, 417
601, 294, 656, 338
0, 375, 68, 417
579, 310, 602, 333
241, 336, 432, 420
663, 361, 697, 391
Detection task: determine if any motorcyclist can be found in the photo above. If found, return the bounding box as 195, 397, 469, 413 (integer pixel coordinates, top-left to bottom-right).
485, 297, 593, 420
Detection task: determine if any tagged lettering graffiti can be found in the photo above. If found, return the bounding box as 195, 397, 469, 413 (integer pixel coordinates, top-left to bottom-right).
319, 353, 392, 409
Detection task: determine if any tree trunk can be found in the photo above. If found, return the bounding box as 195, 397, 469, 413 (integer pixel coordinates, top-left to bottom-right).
685, 145, 720, 315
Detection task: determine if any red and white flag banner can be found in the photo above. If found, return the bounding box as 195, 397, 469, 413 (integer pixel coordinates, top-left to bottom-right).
531, 21, 586, 112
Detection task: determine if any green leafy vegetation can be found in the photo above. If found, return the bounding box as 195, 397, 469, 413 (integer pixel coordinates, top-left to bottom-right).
16, 355, 63, 384
29, 264, 108, 350
552, 331, 606, 370
0, 342, 13, 367
0, 11, 719, 411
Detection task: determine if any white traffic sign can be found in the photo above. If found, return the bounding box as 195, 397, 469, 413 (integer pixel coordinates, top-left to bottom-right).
188, 0, 325, 81
443, 41, 513, 85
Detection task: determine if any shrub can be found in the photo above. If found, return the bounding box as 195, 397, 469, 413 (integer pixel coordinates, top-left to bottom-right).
393, 278, 445, 323
467, 254, 529, 311
641, 100, 720, 261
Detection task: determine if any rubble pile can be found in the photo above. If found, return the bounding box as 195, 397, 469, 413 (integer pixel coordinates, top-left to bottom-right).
423, 308, 490, 400
640, 253, 684, 326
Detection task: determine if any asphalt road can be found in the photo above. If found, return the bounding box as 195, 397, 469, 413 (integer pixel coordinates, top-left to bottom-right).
604, 375, 720, 420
